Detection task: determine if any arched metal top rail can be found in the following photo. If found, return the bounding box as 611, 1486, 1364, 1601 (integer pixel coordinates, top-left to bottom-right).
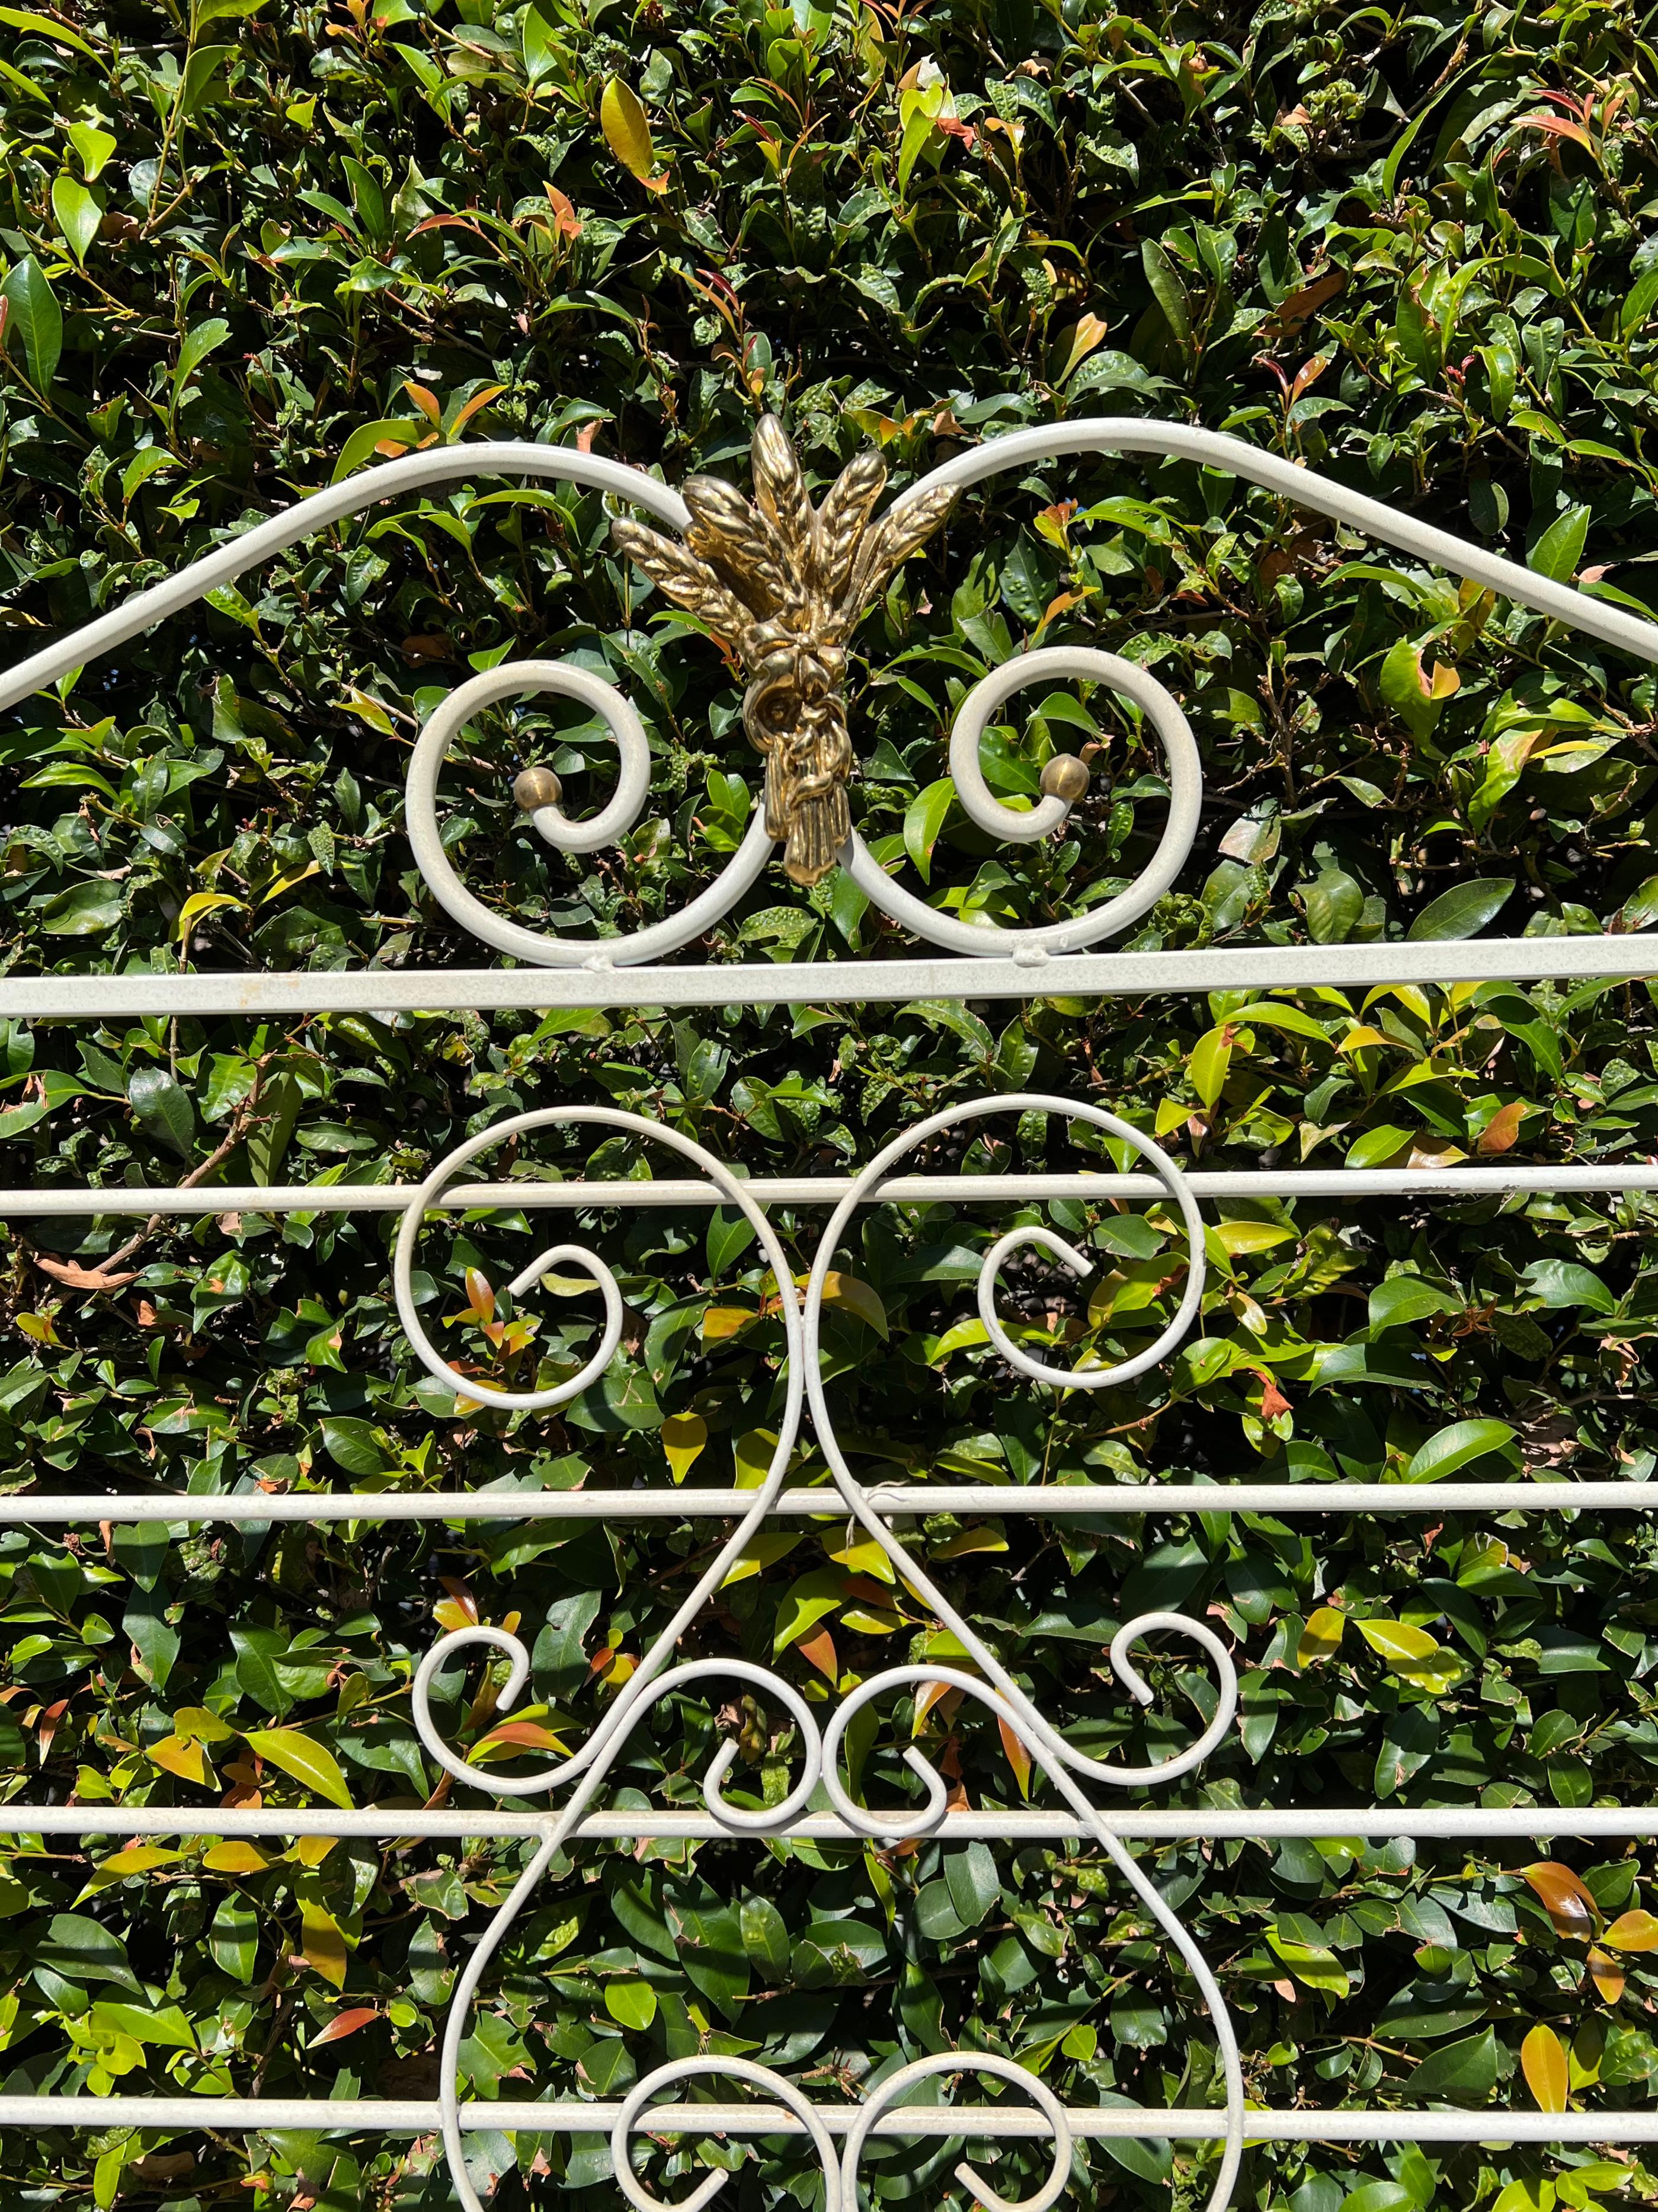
1, 424, 1654, 2197
1, 415, 1655, 1011
4, 417, 1654, 715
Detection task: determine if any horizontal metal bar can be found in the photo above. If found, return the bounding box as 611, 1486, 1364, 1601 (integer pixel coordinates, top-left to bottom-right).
6, 1162, 1658, 1220
0, 2096, 1653, 2144
5, 934, 1658, 1020
0, 1482, 1646, 1523
7, 1806, 1658, 1842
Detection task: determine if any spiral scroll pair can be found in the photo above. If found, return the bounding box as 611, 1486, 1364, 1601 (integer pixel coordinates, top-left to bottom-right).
611, 2051, 1073, 2212
393, 1096, 1209, 1416
403, 644, 1203, 969
399, 1108, 805, 2212
413, 1621, 1234, 1829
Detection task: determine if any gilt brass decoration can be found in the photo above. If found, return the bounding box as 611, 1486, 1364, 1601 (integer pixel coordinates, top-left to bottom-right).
610, 415, 958, 887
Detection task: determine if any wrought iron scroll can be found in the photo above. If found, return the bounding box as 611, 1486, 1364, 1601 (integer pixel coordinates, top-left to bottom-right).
3, 417, 1658, 2199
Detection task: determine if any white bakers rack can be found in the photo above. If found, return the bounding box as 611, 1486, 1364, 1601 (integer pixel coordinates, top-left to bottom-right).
3, 417, 1657, 2209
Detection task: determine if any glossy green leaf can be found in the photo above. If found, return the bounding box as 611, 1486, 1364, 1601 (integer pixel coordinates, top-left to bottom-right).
1404, 1419, 1518, 1482
127, 1066, 197, 1158
902, 778, 955, 883
1529, 504, 1590, 583
1408, 2025, 1499, 2102
1407, 877, 1515, 941
243, 1728, 354, 1810
51, 172, 102, 263
0, 254, 62, 390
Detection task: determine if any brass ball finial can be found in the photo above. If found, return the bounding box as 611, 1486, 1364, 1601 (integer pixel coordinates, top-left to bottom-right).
1040, 754, 1090, 804
513, 765, 562, 813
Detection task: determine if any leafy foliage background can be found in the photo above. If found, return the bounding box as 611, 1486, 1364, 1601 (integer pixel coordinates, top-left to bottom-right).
5, 0, 1658, 2207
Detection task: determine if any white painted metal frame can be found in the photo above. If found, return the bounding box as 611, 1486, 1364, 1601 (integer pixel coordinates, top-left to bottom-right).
2, 417, 1654, 2204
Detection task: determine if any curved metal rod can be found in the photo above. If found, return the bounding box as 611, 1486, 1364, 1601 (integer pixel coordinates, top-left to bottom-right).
895, 418, 1658, 666
436, 1821, 562, 2212
841, 2054, 1073, 2212
803, 1099, 1219, 1794
428, 1650, 827, 2212
420, 1647, 1236, 2210
405, 659, 774, 968
395, 1097, 1230, 2212
404, 1233, 622, 1418
414, 1642, 823, 1830
395, 1179, 621, 1419
847, 646, 1202, 958
0, 442, 689, 715
407, 1107, 805, 2212
5, 420, 1651, 725
613, 2057, 842, 2212
802, 1092, 1244, 2212
970, 1106, 1204, 1388
1096, 1826, 1244, 2212
392, 1106, 747, 1414
949, 653, 1085, 845
7, 417, 1649, 992
817, 1644, 1235, 1841
410, 659, 655, 861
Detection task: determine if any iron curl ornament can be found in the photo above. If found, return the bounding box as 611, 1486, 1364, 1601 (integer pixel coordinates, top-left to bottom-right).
401, 1099, 1243, 2212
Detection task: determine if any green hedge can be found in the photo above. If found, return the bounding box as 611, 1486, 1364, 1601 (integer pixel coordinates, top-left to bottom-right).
5, 0, 1658, 2207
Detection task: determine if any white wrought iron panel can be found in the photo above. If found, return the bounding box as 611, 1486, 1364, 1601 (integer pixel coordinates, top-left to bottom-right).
1, 414, 1653, 2207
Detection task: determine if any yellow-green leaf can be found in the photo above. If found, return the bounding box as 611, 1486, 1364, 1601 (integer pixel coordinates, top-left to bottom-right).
1354, 1617, 1440, 1664
299, 1898, 348, 1987
772, 1567, 846, 1654
1266, 1929, 1350, 1997
600, 79, 667, 191
828, 1532, 897, 1582
702, 1303, 756, 1340
1354, 1615, 1466, 1692
1521, 2022, 1570, 2112
841, 1603, 904, 1635
721, 1529, 802, 1586
819, 1271, 889, 1338
67, 121, 116, 178
80, 1845, 184, 1897
660, 1411, 707, 1484
930, 1524, 1008, 1560
1492, 2182, 1556, 2212
244, 1727, 354, 1810
1211, 1220, 1298, 1257
1297, 1607, 1346, 1666
605, 1977, 658, 2030
733, 1428, 780, 1488
1603, 1908, 1658, 1952
175, 890, 246, 944
147, 1735, 211, 1786
203, 1840, 271, 1874
0, 6, 97, 53
1188, 1025, 1233, 1110
174, 1704, 236, 1744
51, 172, 101, 264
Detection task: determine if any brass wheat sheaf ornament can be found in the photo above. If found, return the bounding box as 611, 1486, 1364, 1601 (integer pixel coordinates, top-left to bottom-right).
610, 415, 958, 886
